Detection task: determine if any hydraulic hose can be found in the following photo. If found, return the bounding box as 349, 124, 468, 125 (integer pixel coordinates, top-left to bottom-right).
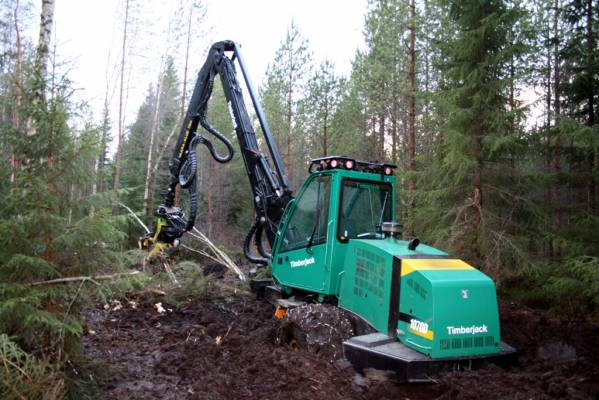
195, 62, 234, 164
243, 218, 268, 266
198, 118, 234, 163
178, 136, 200, 231
255, 222, 272, 260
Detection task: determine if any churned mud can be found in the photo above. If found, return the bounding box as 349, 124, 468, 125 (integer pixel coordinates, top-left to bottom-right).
84, 291, 599, 400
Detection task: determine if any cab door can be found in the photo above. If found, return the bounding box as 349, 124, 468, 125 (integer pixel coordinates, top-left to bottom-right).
272, 174, 332, 293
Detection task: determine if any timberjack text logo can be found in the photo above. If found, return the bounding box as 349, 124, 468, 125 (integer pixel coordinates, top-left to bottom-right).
446, 325, 488, 335
289, 257, 315, 268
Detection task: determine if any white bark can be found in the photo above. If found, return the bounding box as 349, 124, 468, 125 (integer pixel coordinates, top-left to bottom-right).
143, 78, 163, 217
35, 0, 55, 81
112, 0, 130, 210
10, 0, 23, 183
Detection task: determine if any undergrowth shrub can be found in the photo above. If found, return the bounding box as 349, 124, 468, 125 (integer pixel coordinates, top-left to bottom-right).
165, 261, 216, 304
0, 334, 66, 400
0, 205, 139, 399
501, 256, 599, 320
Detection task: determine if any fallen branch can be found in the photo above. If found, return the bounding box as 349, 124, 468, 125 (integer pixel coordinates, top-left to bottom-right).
216, 282, 254, 298
162, 261, 180, 286
118, 200, 245, 282
180, 243, 221, 264
26, 271, 140, 286
189, 227, 246, 281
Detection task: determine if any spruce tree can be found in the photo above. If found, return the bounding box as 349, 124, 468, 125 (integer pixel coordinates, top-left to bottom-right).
419, 0, 529, 271
552, 0, 599, 256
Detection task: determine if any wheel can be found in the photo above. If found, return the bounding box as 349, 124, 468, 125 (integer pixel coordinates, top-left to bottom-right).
276, 303, 355, 361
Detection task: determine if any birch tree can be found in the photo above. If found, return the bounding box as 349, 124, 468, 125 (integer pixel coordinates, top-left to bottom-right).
112, 0, 131, 213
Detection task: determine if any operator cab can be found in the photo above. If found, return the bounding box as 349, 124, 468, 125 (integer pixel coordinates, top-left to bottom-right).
271, 156, 397, 297
310, 156, 396, 242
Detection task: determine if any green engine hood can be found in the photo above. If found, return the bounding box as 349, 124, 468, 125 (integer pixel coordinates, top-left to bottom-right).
338, 238, 501, 359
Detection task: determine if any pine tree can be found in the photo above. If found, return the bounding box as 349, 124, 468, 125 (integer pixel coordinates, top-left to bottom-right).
328, 73, 371, 159
261, 21, 311, 186
301, 60, 340, 158
355, 0, 410, 162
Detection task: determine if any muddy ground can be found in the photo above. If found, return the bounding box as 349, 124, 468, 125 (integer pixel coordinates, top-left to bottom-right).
83, 289, 599, 400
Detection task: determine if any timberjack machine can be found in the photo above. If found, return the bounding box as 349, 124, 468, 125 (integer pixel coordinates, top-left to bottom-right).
142, 41, 516, 382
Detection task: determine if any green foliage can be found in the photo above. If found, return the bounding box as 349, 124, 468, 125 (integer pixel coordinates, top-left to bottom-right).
328, 77, 370, 159
503, 256, 599, 320
0, 255, 60, 282
0, 334, 66, 400
51, 210, 127, 275
165, 261, 216, 304
299, 60, 341, 158
414, 0, 531, 271
120, 57, 181, 229
0, 17, 141, 396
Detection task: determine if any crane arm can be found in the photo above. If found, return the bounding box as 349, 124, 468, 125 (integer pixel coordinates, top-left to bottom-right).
143, 41, 293, 265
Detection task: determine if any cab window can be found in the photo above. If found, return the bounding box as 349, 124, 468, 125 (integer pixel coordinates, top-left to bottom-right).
280, 176, 331, 252
338, 179, 392, 240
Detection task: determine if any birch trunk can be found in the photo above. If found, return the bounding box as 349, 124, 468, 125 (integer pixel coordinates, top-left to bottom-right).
31, 0, 56, 261
35, 0, 55, 85
175, 5, 194, 208
407, 0, 417, 196
113, 0, 130, 214
143, 79, 163, 219
10, 0, 22, 184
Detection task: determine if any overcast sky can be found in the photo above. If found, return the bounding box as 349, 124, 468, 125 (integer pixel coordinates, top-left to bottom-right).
44, 0, 368, 134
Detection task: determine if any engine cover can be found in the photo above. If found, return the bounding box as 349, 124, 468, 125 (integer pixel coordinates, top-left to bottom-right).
338, 238, 501, 359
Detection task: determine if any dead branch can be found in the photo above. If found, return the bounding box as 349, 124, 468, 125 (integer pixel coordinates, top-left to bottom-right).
26, 271, 140, 286
216, 283, 254, 298
118, 202, 150, 233
180, 243, 221, 264
162, 261, 180, 286
56, 279, 86, 363
118, 200, 245, 282
188, 228, 246, 281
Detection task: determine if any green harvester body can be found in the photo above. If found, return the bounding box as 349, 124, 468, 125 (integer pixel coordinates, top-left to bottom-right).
271, 166, 502, 360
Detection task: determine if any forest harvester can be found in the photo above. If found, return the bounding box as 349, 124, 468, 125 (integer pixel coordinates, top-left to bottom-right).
141, 41, 516, 381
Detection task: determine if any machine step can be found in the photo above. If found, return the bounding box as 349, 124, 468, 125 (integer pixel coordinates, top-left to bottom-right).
343, 333, 517, 383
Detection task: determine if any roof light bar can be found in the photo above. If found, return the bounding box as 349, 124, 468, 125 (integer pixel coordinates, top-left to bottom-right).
309, 156, 396, 175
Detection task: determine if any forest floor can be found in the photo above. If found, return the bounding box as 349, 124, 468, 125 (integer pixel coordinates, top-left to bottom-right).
83, 273, 599, 400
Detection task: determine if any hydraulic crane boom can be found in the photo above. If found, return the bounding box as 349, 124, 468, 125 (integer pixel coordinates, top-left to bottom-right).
144, 41, 293, 264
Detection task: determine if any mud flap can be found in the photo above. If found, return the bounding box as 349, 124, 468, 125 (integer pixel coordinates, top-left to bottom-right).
343, 333, 518, 383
